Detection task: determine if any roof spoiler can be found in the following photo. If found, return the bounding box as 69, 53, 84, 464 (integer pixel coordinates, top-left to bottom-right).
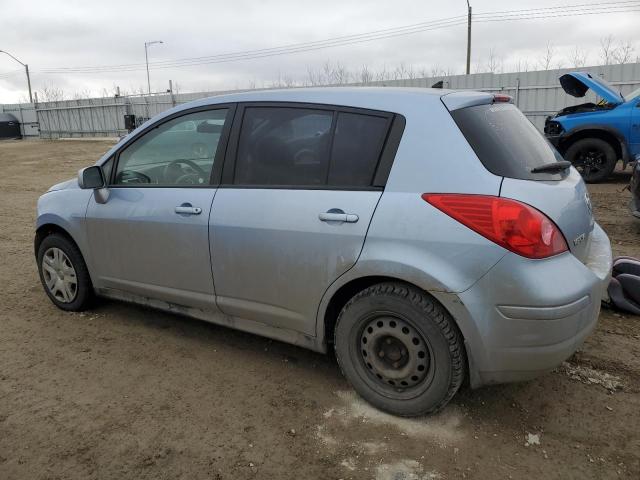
441, 91, 513, 111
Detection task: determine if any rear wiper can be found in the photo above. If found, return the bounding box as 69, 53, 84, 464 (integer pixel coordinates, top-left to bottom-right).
531, 161, 572, 174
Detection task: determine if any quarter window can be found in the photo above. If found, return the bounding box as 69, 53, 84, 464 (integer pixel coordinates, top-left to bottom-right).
234, 107, 333, 186
113, 108, 229, 186
329, 112, 389, 187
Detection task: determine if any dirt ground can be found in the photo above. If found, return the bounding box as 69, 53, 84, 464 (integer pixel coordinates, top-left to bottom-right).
0, 139, 639, 480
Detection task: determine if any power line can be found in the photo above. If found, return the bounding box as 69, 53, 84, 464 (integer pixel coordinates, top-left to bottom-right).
473, 0, 640, 16
34, 1, 640, 75
476, 8, 640, 22
41, 18, 469, 74
42, 15, 468, 72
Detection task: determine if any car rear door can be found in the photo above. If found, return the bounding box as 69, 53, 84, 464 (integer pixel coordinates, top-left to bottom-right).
85, 106, 234, 311
209, 103, 402, 335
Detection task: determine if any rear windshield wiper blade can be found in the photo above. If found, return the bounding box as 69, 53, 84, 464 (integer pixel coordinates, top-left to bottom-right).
530, 161, 572, 174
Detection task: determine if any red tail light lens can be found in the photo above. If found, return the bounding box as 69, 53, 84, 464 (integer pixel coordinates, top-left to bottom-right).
422, 194, 568, 259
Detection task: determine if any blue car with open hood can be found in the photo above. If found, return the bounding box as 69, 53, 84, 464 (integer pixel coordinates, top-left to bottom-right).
545, 71, 640, 183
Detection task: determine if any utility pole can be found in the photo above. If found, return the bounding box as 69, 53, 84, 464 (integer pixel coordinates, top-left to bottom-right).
466, 1, 472, 75
144, 40, 163, 95
0, 50, 33, 103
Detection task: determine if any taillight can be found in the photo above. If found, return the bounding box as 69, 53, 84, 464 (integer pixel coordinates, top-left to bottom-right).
422, 194, 568, 259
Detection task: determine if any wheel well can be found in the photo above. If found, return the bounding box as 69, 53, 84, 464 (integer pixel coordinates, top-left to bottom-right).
34, 224, 77, 257
560, 129, 623, 161
323, 276, 472, 386
323, 276, 465, 345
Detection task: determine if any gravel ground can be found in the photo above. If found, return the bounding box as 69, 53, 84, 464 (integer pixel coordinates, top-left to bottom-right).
0, 139, 639, 480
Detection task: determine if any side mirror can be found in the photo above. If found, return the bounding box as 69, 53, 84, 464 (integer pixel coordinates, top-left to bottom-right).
78, 166, 105, 189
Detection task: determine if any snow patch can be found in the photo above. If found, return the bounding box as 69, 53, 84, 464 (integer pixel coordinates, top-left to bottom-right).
375, 459, 442, 480
525, 433, 540, 447
560, 362, 623, 392
331, 390, 465, 445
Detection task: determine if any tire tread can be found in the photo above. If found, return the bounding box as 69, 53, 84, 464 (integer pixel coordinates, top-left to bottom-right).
334, 282, 466, 416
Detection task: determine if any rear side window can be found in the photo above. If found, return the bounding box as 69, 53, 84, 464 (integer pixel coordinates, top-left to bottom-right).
234, 107, 333, 186
233, 106, 391, 188
451, 103, 565, 180
329, 112, 389, 187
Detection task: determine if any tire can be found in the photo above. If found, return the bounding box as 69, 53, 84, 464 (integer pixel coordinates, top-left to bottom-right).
565, 138, 617, 183
334, 282, 466, 417
36, 233, 93, 311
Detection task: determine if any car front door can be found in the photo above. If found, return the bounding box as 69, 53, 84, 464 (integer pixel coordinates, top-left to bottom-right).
210, 104, 400, 336
86, 106, 234, 312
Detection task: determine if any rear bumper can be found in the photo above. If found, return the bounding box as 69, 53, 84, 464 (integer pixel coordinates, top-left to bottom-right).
434, 223, 612, 388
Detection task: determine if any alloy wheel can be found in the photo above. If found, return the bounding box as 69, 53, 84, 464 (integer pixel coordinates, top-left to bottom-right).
41, 247, 78, 303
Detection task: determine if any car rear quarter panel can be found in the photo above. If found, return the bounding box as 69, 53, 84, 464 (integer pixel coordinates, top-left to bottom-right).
316, 97, 506, 346
358, 97, 506, 293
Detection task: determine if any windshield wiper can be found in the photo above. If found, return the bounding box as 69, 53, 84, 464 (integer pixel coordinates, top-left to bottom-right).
531, 161, 572, 174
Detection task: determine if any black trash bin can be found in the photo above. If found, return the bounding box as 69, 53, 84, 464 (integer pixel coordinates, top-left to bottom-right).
0, 113, 22, 140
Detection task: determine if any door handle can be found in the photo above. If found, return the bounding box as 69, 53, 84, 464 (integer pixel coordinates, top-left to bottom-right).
175, 204, 202, 215
318, 209, 359, 223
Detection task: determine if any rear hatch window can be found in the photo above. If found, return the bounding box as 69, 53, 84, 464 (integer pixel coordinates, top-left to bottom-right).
451, 103, 565, 181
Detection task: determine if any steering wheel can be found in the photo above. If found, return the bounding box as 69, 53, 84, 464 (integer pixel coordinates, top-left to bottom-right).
115, 170, 151, 184
163, 159, 207, 185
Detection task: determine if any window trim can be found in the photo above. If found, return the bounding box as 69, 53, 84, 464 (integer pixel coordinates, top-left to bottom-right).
221, 101, 402, 190
108, 103, 237, 188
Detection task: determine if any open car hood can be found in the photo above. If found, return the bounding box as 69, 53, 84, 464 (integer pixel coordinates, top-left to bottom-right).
559, 72, 624, 105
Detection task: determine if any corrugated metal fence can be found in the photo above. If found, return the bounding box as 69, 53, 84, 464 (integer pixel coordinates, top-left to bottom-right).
2, 62, 639, 138
368, 62, 640, 131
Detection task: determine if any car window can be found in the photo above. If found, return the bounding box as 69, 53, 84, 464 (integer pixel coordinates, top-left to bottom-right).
101, 155, 114, 183
328, 112, 389, 187
113, 108, 229, 186
234, 107, 333, 186
451, 103, 565, 181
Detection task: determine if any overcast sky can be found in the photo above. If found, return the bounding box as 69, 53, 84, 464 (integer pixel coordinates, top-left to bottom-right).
0, 0, 637, 103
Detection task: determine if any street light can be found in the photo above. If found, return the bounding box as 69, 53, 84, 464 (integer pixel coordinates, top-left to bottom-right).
465, 1, 472, 75
144, 40, 163, 95
0, 50, 33, 103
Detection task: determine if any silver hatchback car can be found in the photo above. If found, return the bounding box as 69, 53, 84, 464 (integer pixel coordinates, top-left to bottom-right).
35, 88, 612, 416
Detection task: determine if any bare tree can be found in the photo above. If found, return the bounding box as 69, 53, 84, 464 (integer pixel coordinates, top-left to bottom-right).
306, 66, 323, 86
39, 85, 66, 102
72, 88, 93, 100
442, 67, 456, 77
375, 64, 390, 82
429, 64, 444, 77
599, 35, 615, 65
486, 48, 502, 73
332, 62, 350, 84
569, 46, 588, 68
358, 64, 373, 84
612, 39, 635, 64
513, 59, 530, 73
538, 42, 556, 70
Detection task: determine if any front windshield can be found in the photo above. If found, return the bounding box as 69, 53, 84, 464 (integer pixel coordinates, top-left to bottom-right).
627, 86, 640, 101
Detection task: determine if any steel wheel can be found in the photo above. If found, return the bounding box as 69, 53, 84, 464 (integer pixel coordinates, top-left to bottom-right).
335, 283, 465, 416
360, 314, 433, 392
41, 247, 78, 303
